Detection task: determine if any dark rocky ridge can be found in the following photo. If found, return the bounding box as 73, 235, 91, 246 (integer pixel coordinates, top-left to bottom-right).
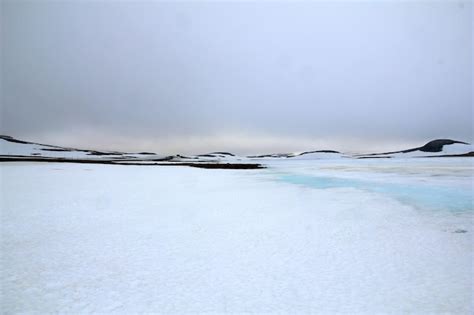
0, 155, 264, 169
247, 153, 291, 158
1, 135, 65, 147
299, 150, 340, 155
361, 139, 470, 156
209, 152, 235, 156
416, 139, 469, 152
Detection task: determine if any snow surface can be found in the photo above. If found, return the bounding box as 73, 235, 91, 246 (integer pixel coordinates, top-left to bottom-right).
1, 160, 472, 313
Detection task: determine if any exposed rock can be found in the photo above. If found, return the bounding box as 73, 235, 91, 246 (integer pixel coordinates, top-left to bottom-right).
417, 139, 469, 153
299, 150, 340, 155
360, 139, 470, 156
208, 152, 235, 156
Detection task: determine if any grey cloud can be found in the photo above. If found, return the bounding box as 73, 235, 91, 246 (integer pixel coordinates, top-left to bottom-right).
1, 0, 472, 154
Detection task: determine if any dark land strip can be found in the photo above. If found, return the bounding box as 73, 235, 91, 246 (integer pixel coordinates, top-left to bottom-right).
0, 156, 265, 169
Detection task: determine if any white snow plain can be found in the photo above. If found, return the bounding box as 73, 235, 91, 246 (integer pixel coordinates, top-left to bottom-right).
1, 160, 473, 314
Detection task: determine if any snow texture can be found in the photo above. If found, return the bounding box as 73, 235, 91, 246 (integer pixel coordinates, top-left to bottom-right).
1, 159, 472, 314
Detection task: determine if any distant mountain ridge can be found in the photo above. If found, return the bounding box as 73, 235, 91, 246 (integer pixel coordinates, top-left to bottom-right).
0, 135, 262, 169
358, 139, 472, 158
0, 135, 159, 156
1, 135, 473, 161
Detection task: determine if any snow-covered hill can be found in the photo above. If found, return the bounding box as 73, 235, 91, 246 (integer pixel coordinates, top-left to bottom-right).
0, 135, 260, 168
357, 139, 473, 159
1, 135, 472, 164
0, 135, 170, 161
247, 150, 345, 160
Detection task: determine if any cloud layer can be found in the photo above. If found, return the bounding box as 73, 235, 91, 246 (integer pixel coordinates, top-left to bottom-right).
1, 1, 472, 154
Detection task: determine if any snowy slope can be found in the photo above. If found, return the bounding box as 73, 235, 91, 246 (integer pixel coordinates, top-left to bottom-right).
0, 135, 169, 161
248, 150, 345, 160
386, 143, 473, 158
0, 137, 92, 159
0, 136, 254, 163
357, 140, 473, 159
290, 152, 344, 160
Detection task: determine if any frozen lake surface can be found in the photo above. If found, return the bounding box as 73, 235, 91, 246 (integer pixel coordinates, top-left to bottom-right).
1, 159, 473, 313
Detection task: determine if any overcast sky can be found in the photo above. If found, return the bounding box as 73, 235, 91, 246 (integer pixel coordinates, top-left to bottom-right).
1, 0, 472, 154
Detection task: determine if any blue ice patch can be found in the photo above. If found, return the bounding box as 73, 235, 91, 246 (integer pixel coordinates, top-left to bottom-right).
276, 173, 473, 213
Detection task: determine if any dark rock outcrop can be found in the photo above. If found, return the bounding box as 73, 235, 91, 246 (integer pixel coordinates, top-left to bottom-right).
362, 139, 470, 156
209, 152, 235, 156
299, 150, 340, 155
416, 139, 469, 152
